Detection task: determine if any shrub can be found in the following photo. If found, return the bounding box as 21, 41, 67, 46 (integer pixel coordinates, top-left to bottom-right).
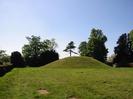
40, 50, 59, 66
10, 51, 25, 67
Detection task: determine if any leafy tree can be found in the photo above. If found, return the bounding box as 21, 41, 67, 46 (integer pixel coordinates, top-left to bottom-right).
0, 50, 6, 58
114, 33, 133, 66
22, 35, 58, 66
87, 28, 108, 62
64, 41, 76, 57
0, 56, 10, 65
11, 51, 25, 67
79, 41, 88, 56
44, 39, 58, 51
22, 36, 42, 59
0, 50, 6, 65
0, 50, 10, 65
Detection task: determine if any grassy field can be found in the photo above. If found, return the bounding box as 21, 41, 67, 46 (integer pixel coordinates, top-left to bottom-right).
0, 57, 133, 99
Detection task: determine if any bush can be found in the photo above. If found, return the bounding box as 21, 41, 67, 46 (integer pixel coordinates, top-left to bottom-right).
25, 56, 40, 67
24, 50, 59, 67
11, 51, 25, 67
39, 50, 59, 66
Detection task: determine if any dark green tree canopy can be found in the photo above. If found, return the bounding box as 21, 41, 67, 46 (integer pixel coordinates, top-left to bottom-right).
11, 51, 25, 67
79, 28, 108, 62
87, 28, 108, 62
114, 33, 133, 66
78, 41, 88, 56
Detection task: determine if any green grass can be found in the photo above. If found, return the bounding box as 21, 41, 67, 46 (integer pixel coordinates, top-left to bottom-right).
0, 57, 133, 99
45, 56, 109, 68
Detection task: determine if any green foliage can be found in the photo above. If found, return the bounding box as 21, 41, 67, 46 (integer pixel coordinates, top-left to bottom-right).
22, 35, 58, 66
22, 35, 43, 58
64, 41, 76, 56
87, 28, 108, 62
114, 33, 133, 66
22, 35, 57, 59
0, 56, 10, 65
39, 50, 59, 66
79, 28, 108, 62
129, 30, 133, 49
78, 41, 88, 56
0, 50, 10, 65
10, 51, 25, 67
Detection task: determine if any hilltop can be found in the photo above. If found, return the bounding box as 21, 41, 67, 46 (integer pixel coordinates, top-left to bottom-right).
44, 56, 109, 68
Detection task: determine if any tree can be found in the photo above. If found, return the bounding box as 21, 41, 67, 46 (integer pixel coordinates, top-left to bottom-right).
79, 41, 88, 56
22, 35, 58, 66
0, 56, 10, 65
0, 50, 10, 65
114, 33, 133, 66
11, 51, 25, 67
129, 30, 133, 49
40, 50, 59, 66
64, 41, 76, 57
87, 28, 108, 62
44, 39, 58, 51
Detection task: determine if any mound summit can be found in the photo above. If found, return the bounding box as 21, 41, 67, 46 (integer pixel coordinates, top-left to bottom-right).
44, 56, 109, 68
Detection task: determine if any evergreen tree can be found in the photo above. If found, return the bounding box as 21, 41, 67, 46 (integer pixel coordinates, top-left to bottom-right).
114, 33, 133, 66
64, 41, 76, 57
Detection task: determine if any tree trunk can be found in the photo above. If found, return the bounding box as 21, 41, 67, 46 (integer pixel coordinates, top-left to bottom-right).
70, 50, 72, 57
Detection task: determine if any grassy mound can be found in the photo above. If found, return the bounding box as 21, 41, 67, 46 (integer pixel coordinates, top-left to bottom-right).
44, 56, 109, 68
1, 67, 133, 99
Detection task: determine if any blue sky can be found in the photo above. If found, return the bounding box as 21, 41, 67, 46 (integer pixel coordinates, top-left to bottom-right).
0, 0, 133, 58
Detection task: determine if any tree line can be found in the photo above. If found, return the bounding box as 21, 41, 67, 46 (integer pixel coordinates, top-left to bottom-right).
0, 28, 133, 67
78, 28, 133, 67
0, 35, 59, 67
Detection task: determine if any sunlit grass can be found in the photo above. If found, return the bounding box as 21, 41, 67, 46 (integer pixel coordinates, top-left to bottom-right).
0, 57, 133, 99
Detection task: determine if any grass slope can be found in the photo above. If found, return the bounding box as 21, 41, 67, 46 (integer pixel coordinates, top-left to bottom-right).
44, 56, 109, 68
1, 68, 133, 99
0, 57, 133, 99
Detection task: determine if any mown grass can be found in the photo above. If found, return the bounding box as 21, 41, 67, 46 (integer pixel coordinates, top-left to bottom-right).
1, 68, 133, 99
44, 56, 109, 68
0, 57, 133, 99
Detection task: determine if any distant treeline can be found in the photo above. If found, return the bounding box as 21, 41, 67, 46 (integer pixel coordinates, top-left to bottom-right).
1, 28, 133, 68
78, 28, 133, 67
0, 35, 59, 68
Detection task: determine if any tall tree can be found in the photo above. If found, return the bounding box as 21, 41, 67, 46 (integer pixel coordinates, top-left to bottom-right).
87, 28, 108, 62
78, 41, 88, 56
64, 41, 76, 57
114, 33, 133, 66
